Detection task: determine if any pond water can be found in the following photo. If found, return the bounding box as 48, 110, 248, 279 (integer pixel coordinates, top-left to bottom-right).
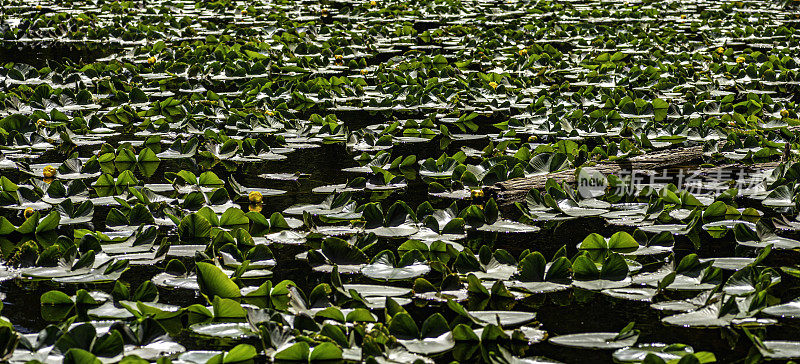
1, 0, 800, 363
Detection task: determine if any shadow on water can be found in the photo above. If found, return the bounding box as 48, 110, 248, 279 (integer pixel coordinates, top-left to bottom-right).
0, 42, 119, 68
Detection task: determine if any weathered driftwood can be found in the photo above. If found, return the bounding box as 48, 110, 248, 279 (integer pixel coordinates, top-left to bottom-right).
488, 124, 800, 207
486, 145, 707, 206
487, 142, 791, 207
689, 161, 781, 175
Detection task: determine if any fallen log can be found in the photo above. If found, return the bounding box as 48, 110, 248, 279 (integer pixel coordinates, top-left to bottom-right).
485, 144, 793, 208
487, 124, 800, 207
485, 145, 707, 206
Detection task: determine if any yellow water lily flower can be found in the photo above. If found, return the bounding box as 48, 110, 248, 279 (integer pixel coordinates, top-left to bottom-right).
147, 56, 156, 65
736, 56, 745, 64
24, 207, 35, 219
781, 109, 789, 118
43, 165, 57, 178
471, 189, 484, 198
248, 191, 263, 203
716, 47, 724, 54
489, 81, 498, 90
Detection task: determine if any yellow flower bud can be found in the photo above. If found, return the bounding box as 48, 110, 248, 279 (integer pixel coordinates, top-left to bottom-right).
471, 189, 484, 199
489, 81, 498, 90
248, 191, 263, 203
781, 109, 789, 118
24, 207, 35, 219
147, 56, 156, 65
43, 165, 57, 178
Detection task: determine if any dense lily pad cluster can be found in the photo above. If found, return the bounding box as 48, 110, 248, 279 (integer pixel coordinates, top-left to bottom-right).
0, 0, 800, 362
